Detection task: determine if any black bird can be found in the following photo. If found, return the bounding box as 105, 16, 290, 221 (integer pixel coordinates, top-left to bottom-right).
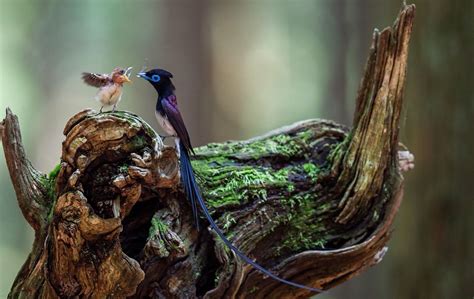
138, 68, 322, 293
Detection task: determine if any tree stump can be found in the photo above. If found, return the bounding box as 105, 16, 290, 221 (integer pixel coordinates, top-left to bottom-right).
1, 4, 415, 299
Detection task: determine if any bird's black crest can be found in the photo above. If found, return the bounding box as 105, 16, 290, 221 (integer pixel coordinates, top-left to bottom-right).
152, 69, 173, 78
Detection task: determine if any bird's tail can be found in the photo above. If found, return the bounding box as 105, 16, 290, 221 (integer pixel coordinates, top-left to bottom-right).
178, 141, 322, 293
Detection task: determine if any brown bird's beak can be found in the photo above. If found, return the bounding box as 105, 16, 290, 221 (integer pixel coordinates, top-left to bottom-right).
120, 74, 132, 83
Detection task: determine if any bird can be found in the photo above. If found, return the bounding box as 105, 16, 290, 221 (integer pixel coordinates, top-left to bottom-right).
137, 67, 322, 293
82, 67, 132, 112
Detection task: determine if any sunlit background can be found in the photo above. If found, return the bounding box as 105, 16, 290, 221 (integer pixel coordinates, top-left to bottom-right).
1, 0, 472, 298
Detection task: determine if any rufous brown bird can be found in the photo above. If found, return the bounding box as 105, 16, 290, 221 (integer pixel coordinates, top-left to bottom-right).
82, 67, 132, 112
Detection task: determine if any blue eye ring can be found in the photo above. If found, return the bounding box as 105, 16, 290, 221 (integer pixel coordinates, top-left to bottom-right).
151, 74, 161, 82
138, 73, 161, 83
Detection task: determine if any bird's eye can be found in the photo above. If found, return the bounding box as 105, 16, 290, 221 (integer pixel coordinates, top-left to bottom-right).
151, 74, 161, 83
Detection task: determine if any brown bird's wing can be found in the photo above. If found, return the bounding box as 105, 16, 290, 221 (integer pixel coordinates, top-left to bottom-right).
81, 72, 111, 87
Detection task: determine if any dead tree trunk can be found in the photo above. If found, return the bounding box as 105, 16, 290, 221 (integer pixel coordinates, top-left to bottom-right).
1, 5, 415, 299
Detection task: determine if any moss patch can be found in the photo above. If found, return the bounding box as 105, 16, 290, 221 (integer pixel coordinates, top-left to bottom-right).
48, 163, 61, 180
192, 160, 293, 209
43, 163, 61, 222
190, 126, 339, 255
149, 217, 169, 236
276, 193, 329, 254
302, 162, 320, 182
195, 130, 314, 160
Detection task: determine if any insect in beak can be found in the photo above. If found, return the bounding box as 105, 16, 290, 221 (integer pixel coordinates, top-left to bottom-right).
137, 60, 148, 78
124, 67, 133, 78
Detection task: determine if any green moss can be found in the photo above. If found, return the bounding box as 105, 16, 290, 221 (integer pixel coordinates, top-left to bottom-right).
127, 135, 147, 151
149, 217, 169, 236
277, 194, 328, 253
118, 164, 129, 174
222, 212, 237, 230
287, 184, 295, 192
327, 131, 352, 165
195, 131, 311, 160
193, 162, 292, 208
239, 134, 304, 158
302, 163, 320, 182
190, 128, 332, 253
193, 154, 327, 213
44, 163, 61, 222
49, 163, 61, 180
296, 129, 314, 142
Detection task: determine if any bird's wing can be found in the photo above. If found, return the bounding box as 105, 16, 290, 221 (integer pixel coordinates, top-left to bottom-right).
81, 72, 111, 87
161, 96, 194, 154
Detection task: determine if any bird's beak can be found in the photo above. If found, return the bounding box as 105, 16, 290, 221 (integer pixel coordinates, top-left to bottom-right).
120, 74, 132, 83
137, 72, 146, 78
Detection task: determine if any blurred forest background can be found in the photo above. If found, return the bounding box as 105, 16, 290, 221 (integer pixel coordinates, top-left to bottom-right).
0, 0, 472, 298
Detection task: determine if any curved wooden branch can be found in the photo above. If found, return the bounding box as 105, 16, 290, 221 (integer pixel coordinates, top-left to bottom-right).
3, 4, 415, 299
1, 108, 50, 231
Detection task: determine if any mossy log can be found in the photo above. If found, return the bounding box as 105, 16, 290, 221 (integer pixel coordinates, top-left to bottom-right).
1, 4, 415, 299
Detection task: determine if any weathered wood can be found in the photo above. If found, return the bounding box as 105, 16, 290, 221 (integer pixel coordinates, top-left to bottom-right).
1, 108, 52, 231
2, 4, 415, 299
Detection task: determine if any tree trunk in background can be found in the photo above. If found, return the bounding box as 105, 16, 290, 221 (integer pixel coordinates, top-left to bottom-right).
391, 1, 474, 298
323, 0, 349, 125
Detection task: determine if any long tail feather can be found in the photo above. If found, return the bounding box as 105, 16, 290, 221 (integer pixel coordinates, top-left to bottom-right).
179, 142, 322, 293
180, 146, 200, 231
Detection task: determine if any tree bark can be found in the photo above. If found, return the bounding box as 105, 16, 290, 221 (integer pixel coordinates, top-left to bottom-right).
1, 4, 415, 299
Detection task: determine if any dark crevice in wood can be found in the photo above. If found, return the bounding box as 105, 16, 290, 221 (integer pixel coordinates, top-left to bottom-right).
121, 196, 162, 259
